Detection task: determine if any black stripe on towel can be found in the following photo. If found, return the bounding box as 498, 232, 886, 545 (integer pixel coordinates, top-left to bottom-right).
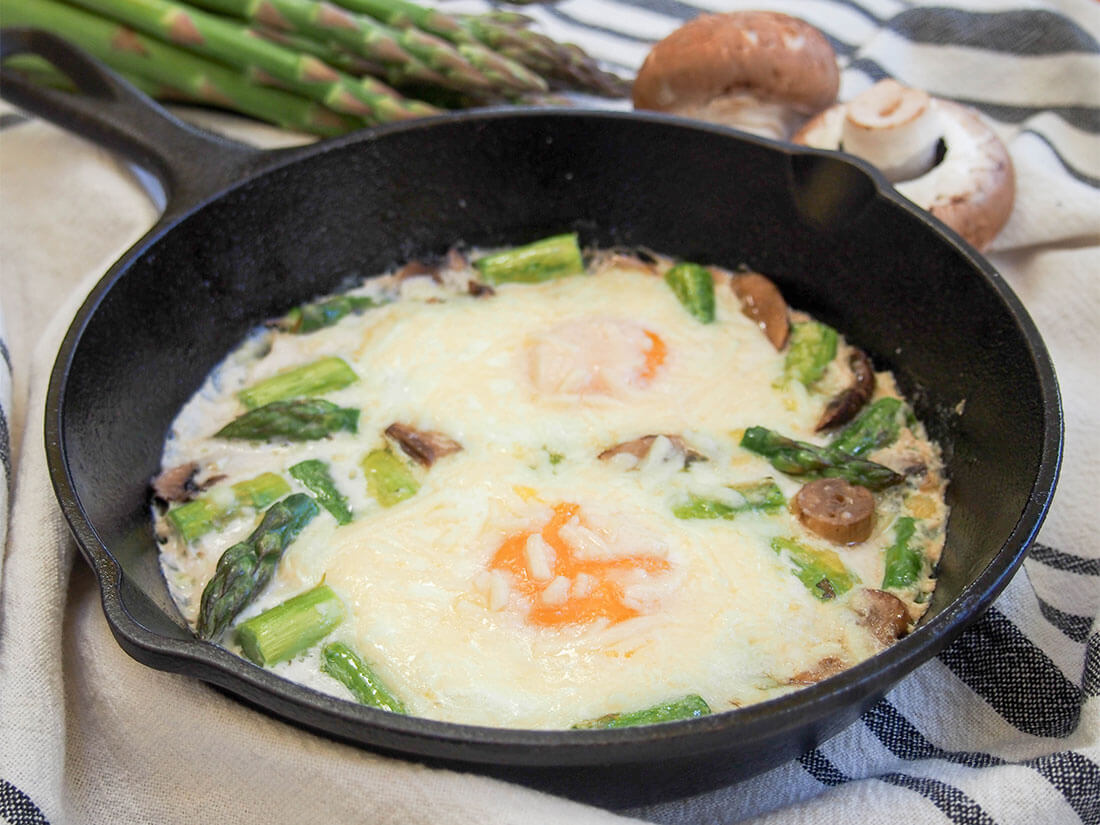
1037, 597, 1095, 644
1084, 633, 1100, 697
0, 779, 50, 825
0, 403, 10, 494
1029, 544, 1100, 577
887, 7, 1100, 55
798, 748, 850, 786
1030, 751, 1100, 825
863, 700, 1000, 768
938, 608, 1083, 739
879, 773, 995, 825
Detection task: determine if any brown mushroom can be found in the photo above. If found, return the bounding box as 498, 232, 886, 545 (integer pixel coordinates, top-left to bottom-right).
598, 434, 706, 465
385, 423, 463, 467
787, 656, 848, 685
731, 271, 790, 349
632, 11, 839, 140
793, 79, 1015, 251
791, 478, 875, 544
152, 462, 199, 502
850, 588, 912, 646
815, 348, 875, 431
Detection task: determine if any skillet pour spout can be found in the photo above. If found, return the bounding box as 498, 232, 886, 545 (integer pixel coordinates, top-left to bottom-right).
0, 28, 1061, 804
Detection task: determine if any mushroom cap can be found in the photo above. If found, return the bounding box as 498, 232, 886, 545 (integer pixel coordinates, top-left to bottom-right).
794, 91, 1015, 251
632, 12, 840, 117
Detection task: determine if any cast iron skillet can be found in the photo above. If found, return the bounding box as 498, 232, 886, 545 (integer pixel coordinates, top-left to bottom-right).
1, 30, 1062, 806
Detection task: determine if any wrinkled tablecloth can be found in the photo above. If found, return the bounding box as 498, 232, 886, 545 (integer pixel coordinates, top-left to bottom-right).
1, 1, 1098, 823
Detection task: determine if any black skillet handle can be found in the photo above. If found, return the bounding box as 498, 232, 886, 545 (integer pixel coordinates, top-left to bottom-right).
0, 28, 273, 218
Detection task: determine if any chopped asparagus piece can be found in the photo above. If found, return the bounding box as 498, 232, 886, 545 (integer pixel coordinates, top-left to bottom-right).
321, 641, 408, 713
830, 397, 912, 457
771, 537, 857, 600
280, 295, 381, 334
572, 694, 711, 729
238, 356, 359, 409
473, 233, 584, 284
197, 493, 319, 640
882, 517, 922, 590
663, 263, 715, 323
361, 449, 419, 506
672, 480, 785, 520
290, 459, 354, 525
216, 399, 360, 442
783, 321, 838, 387
740, 426, 903, 491
236, 583, 346, 665
167, 472, 291, 542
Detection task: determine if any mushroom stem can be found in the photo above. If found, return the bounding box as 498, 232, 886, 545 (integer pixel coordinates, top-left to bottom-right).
841, 80, 941, 183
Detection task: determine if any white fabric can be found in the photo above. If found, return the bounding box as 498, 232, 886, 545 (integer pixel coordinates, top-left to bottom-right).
2, 1, 1098, 823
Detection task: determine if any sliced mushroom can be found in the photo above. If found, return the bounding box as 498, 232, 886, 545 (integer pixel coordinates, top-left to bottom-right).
787, 656, 847, 686
632, 11, 840, 140
850, 588, 912, 646
791, 478, 875, 544
815, 348, 876, 431
467, 280, 496, 298
384, 423, 463, 467
598, 434, 706, 465
394, 259, 443, 284
731, 271, 790, 350
152, 462, 200, 502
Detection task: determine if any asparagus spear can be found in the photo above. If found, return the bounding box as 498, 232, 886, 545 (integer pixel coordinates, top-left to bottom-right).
197, 492, 319, 639
740, 426, 903, 491
473, 233, 584, 285
361, 449, 419, 506
771, 537, 857, 600
236, 583, 345, 664
216, 398, 360, 441
882, 517, 922, 590
167, 472, 291, 542
276, 294, 381, 333
238, 356, 358, 409
672, 480, 784, 520
664, 263, 715, 323
830, 397, 912, 458
5, 0, 361, 136
783, 321, 838, 388
572, 695, 711, 729
290, 459, 353, 524
321, 641, 408, 712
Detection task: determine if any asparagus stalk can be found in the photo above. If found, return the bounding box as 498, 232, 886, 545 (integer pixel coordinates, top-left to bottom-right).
167, 471, 291, 542
572, 695, 711, 729
473, 233, 584, 285
830, 397, 911, 458
882, 516, 922, 590
740, 426, 903, 491
216, 398, 360, 441
361, 449, 419, 506
5, 0, 361, 136
238, 356, 358, 409
664, 263, 716, 324
672, 480, 784, 521
197, 492, 319, 639
782, 321, 838, 388
235, 582, 345, 664
275, 294, 381, 333
321, 641, 407, 712
771, 537, 857, 601
290, 459, 353, 524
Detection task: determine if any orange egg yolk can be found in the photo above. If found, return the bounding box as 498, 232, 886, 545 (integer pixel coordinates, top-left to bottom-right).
489, 503, 671, 627
527, 319, 667, 398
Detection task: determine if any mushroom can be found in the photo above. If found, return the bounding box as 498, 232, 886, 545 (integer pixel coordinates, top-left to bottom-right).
793, 79, 1015, 250
598, 434, 706, 466
731, 270, 790, 350
632, 11, 839, 141
815, 348, 875, 431
385, 423, 463, 467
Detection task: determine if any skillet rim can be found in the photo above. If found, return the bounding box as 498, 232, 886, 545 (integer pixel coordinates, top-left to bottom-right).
44, 108, 1064, 767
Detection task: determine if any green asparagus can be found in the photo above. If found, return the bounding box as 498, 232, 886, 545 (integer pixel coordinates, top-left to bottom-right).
882, 517, 922, 590
672, 480, 784, 520
572, 694, 711, 729
238, 356, 358, 409
197, 493, 319, 639
771, 537, 857, 600
290, 459, 353, 524
739, 426, 903, 491
361, 449, 419, 506
473, 233, 584, 285
783, 321, 838, 388
664, 263, 715, 323
321, 641, 407, 712
236, 583, 346, 664
277, 294, 381, 333
6, 0, 361, 136
167, 472, 291, 542
830, 397, 912, 458
216, 398, 360, 441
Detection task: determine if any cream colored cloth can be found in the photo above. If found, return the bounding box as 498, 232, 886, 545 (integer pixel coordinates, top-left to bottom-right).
2, 1, 1099, 823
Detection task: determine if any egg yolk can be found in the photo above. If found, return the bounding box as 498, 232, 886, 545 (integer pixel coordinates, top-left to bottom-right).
527, 319, 667, 398
489, 503, 671, 627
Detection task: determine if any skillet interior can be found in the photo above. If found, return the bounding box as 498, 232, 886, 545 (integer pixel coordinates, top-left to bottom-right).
48, 110, 1060, 801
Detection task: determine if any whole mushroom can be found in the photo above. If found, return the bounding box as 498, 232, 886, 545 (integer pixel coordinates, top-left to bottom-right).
632, 11, 840, 141
793, 79, 1015, 250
